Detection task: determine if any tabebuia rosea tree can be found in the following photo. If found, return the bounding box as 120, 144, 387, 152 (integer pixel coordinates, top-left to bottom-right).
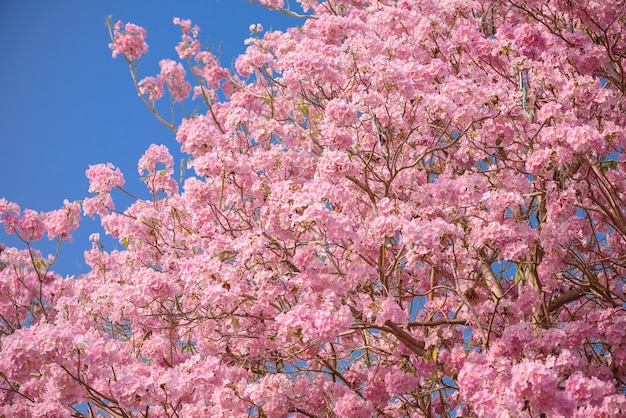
2, 0, 626, 416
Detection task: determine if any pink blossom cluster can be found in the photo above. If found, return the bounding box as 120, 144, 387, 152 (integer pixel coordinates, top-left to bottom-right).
173, 17, 200, 59
86, 162, 125, 194
83, 163, 124, 218
0, 198, 80, 242
108, 21, 148, 61
137, 18, 228, 105
258, 0, 285, 8
156, 59, 191, 103
137, 76, 164, 103
137, 144, 178, 196
324, 98, 359, 127
43, 200, 81, 241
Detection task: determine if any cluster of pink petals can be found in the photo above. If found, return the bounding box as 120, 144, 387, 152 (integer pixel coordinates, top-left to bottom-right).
157, 59, 191, 102
138, 59, 192, 104
109, 21, 148, 61
86, 162, 125, 194
0, 198, 80, 242
173, 17, 200, 59
138, 76, 164, 103
137, 144, 178, 196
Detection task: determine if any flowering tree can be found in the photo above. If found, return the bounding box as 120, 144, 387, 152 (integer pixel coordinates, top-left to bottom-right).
2, 0, 626, 416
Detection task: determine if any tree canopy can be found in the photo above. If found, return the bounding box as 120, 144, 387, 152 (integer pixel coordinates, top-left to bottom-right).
1, 0, 626, 416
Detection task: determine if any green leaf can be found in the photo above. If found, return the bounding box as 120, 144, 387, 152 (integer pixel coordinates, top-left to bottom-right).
33, 258, 48, 270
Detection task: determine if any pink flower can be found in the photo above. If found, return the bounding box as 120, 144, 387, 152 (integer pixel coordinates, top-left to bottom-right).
17, 209, 46, 241
82, 194, 114, 218
138, 144, 178, 195
176, 115, 217, 156
384, 369, 419, 396
138, 144, 174, 175
173, 17, 195, 35
0, 198, 21, 235
194, 51, 228, 89
109, 21, 148, 61
513, 24, 546, 60
86, 163, 125, 194
565, 373, 615, 405
510, 360, 563, 414
249, 23, 264, 33
259, 0, 285, 8
157, 59, 191, 102
44, 200, 81, 241
138, 76, 164, 102
324, 98, 359, 127
173, 18, 200, 60
376, 296, 408, 326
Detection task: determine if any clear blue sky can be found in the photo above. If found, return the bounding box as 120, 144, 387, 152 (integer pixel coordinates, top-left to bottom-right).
0, 0, 301, 276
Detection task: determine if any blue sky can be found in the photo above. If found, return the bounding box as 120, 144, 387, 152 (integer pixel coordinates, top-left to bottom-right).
0, 0, 301, 276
